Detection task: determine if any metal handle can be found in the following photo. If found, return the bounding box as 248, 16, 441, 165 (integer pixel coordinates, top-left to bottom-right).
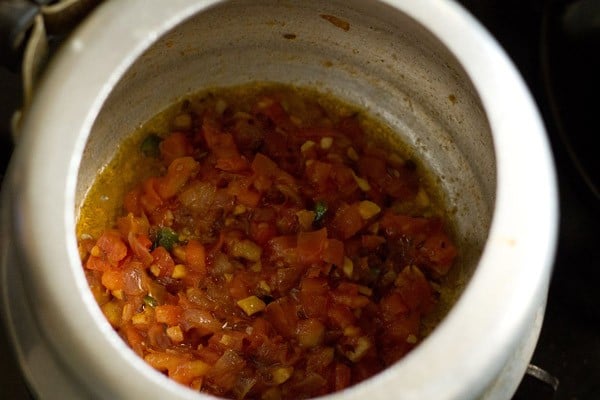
0, 0, 51, 72
526, 363, 560, 394
0, 0, 101, 138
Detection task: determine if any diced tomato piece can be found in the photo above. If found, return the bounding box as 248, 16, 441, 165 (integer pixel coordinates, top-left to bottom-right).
322, 238, 344, 267
250, 221, 278, 246
85, 255, 110, 272
157, 157, 200, 199
297, 228, 328, 264
379, 212, 429, 238
96, 231, 128, 266
185, 240, 207, 276
160, 132, 194, 166
228, 273, 250, 300
117, 213, 150, 237
170, 359, 211, 386
155, 305, 183, 326
296, 318, 325, 348
394, 266, 434, 313
301, 295, 328, 320
267, 235, 298, 264
265, 297, 299, 338
227, 177, 261, 207
123, 187, 143, 215
298, 277, 329, 318
300, 277, 329, 295
145, 352, 190, 374
419, 232, 457, 275
140, 177, 163, 213
358, 156, 387, 185
151, 246, 175, 277
331, 286, 370, 309
327, 303, 356, 329
361, 235, 386, 250
101, 269, 123, 291
128, 232, 153, 266
203, 115, 249, 172
254, 98, 294, 131
305, 346, 334, 375
305, 160, 333, 193
332, 164, 358, 196
122, 324, 145, 357
251, 153, 295, 186
334, 363, 352, 391
273, 267, 303, 295
331, 203, 365, 239
379, 292, 409, 322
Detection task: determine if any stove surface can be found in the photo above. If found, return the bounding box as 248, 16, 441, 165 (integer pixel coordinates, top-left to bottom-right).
1, 1, 598, 399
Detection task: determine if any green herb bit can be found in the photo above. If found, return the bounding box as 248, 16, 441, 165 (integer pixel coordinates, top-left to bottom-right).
140, 134, 162, 157
313, 200, 328, 223
155, 227, 179, 251
143, 295, 158, 308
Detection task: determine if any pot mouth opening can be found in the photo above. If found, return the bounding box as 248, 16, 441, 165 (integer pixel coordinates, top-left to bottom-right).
8, 0, 557, 399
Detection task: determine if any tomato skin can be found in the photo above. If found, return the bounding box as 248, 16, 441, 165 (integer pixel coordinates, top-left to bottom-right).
331, 203, 365, 240
160, 132, 194, 166
250, 221, 278, 246
334, 363, 352, 391
157, 157, 200, 200
322, 238, 344, 267
379, 212, 457, 275
128, 232, 153, 266
155, 305, 183, 326
85, 255, 110, 272
203, 115, 249, 172
297, 228, 328, 264
151, 246, 175, 277
264, 297, 299, 339
101, 269, 123, 291
185, 240, 207, 275
124, 188, 143, 215
96, 230, 128, 266
419, 232, 458, 275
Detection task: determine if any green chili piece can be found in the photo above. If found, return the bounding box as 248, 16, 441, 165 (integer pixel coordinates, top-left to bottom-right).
313, 200, 328, 223
140, 134, 162, 157
155, 227, 179, 251
143, 295, 158, 308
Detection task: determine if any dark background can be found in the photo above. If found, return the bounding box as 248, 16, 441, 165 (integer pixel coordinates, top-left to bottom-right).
1, 0, 598, 398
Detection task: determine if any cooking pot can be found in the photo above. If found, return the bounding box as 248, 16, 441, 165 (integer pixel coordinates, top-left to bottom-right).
0, 0, 558, 399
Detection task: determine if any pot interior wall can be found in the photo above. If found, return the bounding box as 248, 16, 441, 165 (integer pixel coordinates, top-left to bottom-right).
77, 0, 494, 320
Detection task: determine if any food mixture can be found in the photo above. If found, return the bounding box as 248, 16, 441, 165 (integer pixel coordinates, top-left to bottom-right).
78, 84, 457, 399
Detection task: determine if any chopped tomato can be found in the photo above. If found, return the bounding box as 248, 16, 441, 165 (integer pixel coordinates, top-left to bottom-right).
331, 203, 365, 239
79, 86, 457, 400
96, 230, 128, 266
155, 304, 183, 326
156, 157, 200, 200
184, 240, 207, 276
150, 246, 175, 277
159, 131, 194, 166
202, 115, 249, 172
296, 228, 328, 264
